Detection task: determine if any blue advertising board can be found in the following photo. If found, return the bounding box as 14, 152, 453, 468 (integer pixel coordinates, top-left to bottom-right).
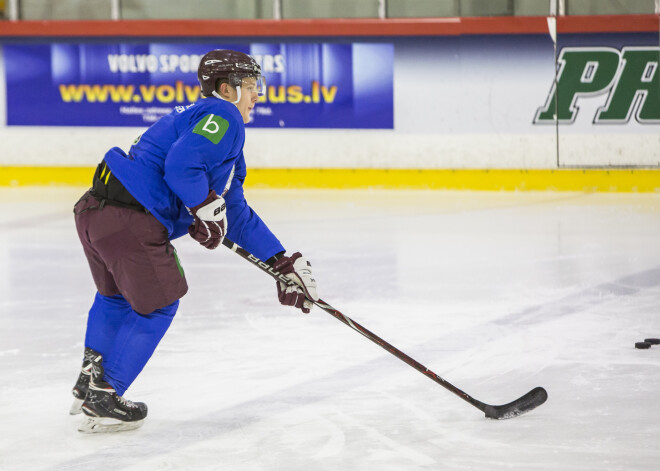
4, 42, 393, 128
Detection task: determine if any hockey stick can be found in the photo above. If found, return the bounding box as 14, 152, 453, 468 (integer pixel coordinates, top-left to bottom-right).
222, 238, 548, 419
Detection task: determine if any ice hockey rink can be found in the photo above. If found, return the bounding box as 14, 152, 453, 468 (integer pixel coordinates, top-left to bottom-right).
1, 185, 659, 471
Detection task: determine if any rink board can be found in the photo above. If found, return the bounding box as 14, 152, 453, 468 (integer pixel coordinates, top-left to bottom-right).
0, 15, 658, 171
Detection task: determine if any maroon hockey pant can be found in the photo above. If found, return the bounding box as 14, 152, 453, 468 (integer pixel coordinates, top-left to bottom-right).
74, 191, 188, 314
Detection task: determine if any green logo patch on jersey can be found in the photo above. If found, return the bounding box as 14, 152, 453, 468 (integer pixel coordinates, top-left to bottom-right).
193, 114, 230, 144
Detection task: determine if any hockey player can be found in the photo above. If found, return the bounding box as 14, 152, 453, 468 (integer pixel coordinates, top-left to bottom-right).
70, 49, 319, 433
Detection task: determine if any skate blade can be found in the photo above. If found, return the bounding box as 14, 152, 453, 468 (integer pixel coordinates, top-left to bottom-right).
78, 416, 144, 434
69, 398, 84, 415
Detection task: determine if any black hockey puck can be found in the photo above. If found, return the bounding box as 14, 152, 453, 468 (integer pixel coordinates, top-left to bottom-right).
635, 342, 651, 349
644, 338, 660, 345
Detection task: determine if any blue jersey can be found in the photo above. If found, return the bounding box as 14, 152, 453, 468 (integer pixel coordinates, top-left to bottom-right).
104, 97, 284, 261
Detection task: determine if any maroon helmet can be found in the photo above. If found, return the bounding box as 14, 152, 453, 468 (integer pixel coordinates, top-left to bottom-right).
197, 49, 264, 97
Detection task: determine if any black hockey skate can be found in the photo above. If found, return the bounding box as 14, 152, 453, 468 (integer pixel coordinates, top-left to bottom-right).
69, 347, 96, 415
78, 350, 148, 433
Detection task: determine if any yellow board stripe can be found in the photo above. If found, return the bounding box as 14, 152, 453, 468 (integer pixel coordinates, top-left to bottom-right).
0, 167, 658, 192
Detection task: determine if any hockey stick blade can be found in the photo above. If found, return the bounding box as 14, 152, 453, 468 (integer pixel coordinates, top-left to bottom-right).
482, 386, 548, 420
222, 238, 548, 420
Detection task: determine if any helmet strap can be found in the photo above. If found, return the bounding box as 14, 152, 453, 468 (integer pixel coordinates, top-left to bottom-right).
212, 85, 241, 104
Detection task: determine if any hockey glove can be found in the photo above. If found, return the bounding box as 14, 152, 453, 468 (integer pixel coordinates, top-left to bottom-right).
188, 190, 227, 250
273, 252, 319, 314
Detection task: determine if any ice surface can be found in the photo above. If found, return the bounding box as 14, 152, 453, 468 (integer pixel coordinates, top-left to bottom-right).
1, 187, 659, 470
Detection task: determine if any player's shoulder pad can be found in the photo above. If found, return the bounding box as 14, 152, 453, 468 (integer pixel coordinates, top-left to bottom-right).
188, 99, 243, 145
